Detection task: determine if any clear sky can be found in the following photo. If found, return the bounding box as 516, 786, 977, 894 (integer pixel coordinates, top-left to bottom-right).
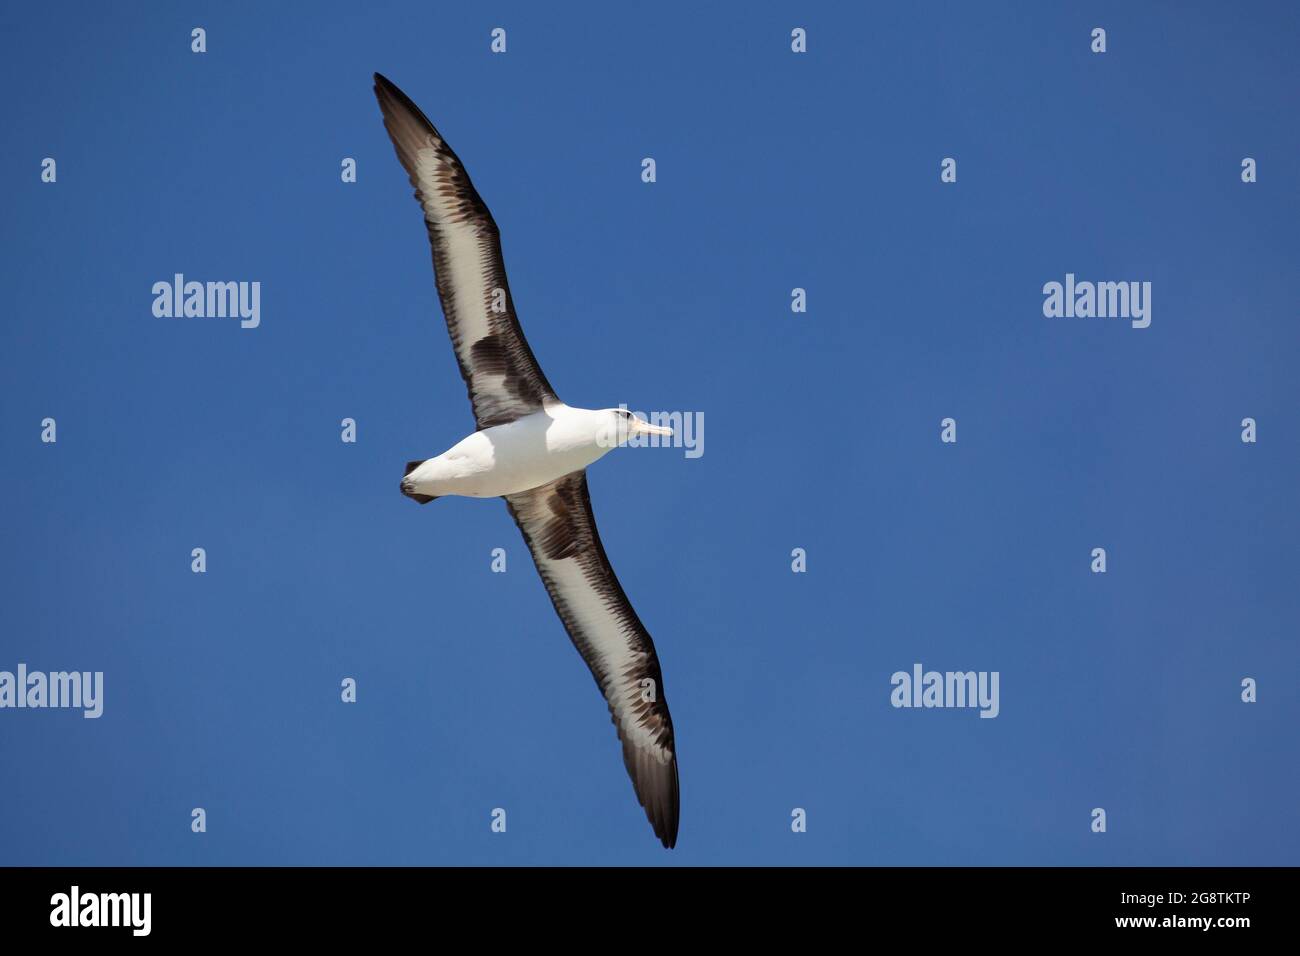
2, 1, 1297, 865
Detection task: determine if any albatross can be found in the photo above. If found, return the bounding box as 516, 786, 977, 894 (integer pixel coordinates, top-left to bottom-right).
373, 73, 680, 848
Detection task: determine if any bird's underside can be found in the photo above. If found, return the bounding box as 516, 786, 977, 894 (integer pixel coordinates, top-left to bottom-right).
374, 72, 679, 847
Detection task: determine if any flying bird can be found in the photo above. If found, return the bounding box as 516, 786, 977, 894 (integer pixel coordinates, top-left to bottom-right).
373, 73, 680, 847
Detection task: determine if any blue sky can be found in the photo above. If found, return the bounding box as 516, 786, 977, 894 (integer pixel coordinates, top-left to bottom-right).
2, 1, 1297, 865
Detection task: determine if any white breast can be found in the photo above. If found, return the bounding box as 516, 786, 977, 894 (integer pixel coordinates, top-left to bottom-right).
409, 405, 613, 498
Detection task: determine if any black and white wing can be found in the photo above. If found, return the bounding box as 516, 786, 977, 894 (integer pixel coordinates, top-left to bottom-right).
374, 72, 559, 429
504, 471, 679, 848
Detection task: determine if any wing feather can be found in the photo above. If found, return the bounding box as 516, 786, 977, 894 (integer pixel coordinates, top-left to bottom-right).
374, 72, 559, 429
504, 471, 679, 848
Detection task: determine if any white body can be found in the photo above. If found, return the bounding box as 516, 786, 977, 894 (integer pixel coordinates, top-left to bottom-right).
407, 405, 627, 499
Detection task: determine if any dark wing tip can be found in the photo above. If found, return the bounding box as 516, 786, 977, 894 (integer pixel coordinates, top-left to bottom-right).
372, 71, 438, 132
626, 742, 680, 849
372, 72, 398, 107
372, 71, 405, 103
652, 758, 680, 849
658, 763, 680, 849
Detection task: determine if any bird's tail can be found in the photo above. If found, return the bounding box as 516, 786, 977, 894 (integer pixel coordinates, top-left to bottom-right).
400, 460, 439, 504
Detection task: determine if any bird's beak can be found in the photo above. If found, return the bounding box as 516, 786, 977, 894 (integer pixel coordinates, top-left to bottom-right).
635, 419, 673, 437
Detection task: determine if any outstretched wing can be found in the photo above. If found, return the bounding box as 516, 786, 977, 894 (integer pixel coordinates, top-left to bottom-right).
374, 72, 560, 429
504, 471, 679, 848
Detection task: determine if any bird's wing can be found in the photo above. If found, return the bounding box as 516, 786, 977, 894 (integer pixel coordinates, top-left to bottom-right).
503, 471, 679, 848
374, 72, 559, 430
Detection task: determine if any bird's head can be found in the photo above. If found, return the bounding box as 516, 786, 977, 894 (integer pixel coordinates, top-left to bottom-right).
598, 407, 673, 448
